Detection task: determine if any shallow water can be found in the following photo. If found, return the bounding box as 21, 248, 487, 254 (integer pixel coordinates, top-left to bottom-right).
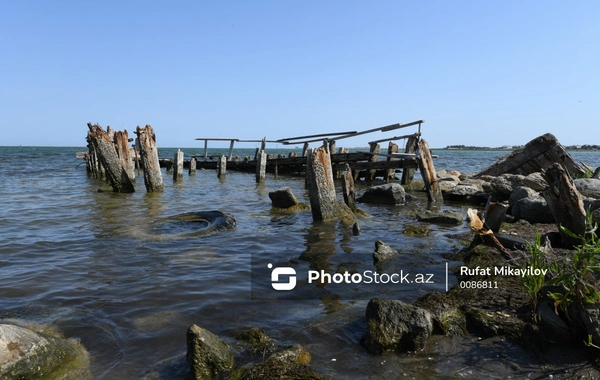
1, 146, 599, 379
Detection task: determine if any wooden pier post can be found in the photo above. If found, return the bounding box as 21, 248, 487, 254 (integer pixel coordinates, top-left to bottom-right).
189, 157, 197, 175
87, 123, 135, 193
416, 139, 441, 202
256, 150, 266, 183
401, 134, 418, 185
135, 124, 164, 192
302, 143, 310, 157
386, 141, 399, 182
173, 149, 184, 181
217, 154, 227, 177
328, 140, 336, 153
306, 143, 338, 221
114, 130, 135, 182
368, 143, 380, 181
85, 130, 105, 179
341, 163, 356, 210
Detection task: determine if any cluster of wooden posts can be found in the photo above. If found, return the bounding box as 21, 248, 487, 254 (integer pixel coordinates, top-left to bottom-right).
83, 121, 442, 210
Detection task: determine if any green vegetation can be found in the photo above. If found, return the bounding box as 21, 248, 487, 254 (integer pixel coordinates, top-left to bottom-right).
547, 213, 600, 315
523, 232, 546, 324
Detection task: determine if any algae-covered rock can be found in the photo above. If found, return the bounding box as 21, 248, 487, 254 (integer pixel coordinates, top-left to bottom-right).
357, 183, 406, 205
186, 324, 234, 380
269, 187, 301, 209
0, 323, 90, 380
373, 240, 398, 264
362, 298, 433, 354
416, 209, 463, 225
236, 328, 275, 355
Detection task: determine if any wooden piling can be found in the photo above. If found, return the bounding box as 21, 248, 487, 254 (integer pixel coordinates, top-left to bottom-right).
368, 143, 380, 181
416, 139, 440, 202
306, 143, 338, 221
87, 123, 135, 193
542, 163, 587, 246
256, 150, 266, 183
217, 154, 227, 177
173, 149, 184, 181
114, 129, 135, 182
341, 163, 356, 210
135, 124, 164, 192
189, 157, 197, 175
302, 143, 310, 157
85, 130, 105, 179
386, 141, 399, 182
401, 134, 418, 185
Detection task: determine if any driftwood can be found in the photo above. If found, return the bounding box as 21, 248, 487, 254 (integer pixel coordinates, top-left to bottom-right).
87, 123, 135, 193
542, 163, 586, 246
306, 143, 338, 221
467, 208, 512, 260
135, 124, 164, 192
475, 133, 585, 178
416, 139, 441, 202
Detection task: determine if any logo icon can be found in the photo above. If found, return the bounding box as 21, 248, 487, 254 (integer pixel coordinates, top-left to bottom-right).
268, 263, 297, 291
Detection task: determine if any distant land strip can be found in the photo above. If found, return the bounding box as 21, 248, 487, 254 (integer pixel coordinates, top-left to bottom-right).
443, 144, 600, 151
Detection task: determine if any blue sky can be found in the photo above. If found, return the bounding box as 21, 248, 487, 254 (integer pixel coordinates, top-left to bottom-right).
1, 1, 598, 148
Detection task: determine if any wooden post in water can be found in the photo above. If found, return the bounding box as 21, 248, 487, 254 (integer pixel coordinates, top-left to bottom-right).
416, 139, 440, 202
256, 150, 266, 183
386, 141, 399, 182
306, 142, 338, 221
217, 154, 227, 177
302, 143, 310, 157
542, 163, 587, 246
341, 163, 356, 211
85, 129, 104, 179
335, 147, 349, 179
114, 130, 135, 182
189, 157, 197, 175
401, 134, 418, 185
135, 124, 164, 192
368, 143, 380, 181
87, 123, 135, 193
173, 149, 184, 181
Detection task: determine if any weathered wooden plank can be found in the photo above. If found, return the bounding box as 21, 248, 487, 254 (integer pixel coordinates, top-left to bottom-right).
542, 163, 586, 246
173, 149, 184, 181
416, 139, 440, 202
386, 141, 399, 182
341, 163, 356, 210
306, 144, 338, 221
368, 143, 380, 181
113, 130, 135, 182
256, 150, 266, 183
401, 135, 418, 185
217, 154, 227, 177
135, 124, 164, 192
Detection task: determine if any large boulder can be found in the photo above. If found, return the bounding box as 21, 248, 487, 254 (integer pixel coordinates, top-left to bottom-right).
416, 210, 463, 225
0, 323, 90, 380
373, 240, 398, 264
490, 174, 526, 195
186, 324, 234, 380
574, 178, 600, 199
268, 187, 300, 208
362, 299, 433, 354
442, 185, 484, 203
523, 172, 548, 192
509, 186, 539, 207
357, 183, 405, 205
511, 195, 555, 224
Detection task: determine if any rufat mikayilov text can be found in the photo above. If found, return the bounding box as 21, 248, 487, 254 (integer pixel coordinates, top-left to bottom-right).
308, 269, 435, 285
460, 265, 548, 277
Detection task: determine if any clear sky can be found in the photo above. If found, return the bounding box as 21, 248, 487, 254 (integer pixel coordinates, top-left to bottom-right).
1, 1, 598, 149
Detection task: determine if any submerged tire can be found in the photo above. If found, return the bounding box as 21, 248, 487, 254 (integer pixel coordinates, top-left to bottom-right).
149, 211, 236, 239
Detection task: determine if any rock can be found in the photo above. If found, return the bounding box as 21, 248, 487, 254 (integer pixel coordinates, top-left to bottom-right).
268, 187, 299, 208
593, 167, 600, 179
459, 178, 486, 191
362, 299, 433, 354
508, 186, 539, 207
442, 185, 480, 202
236, 328, 274, 355
437, 170, 462, 178
416, 210, 463, 225
352, 222, 360, 235
523, 172, 548, 191
490, 174, 526, 195
574, 178, 600, 199
0, 323, 90, 380
578, 305, 600, 348
537, 301, 571, 343
438, 180, 458, 192
481, 181, 494, 193
594, 208, 600, 226
511, 195, 555, 224
186, 324, 234, 380
373, 240, 398, 264
266, 344, 311, 365
357, 183, 405, 205
403, 224, 430, 236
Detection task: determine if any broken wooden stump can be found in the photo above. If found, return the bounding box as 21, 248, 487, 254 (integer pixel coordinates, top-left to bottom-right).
85, 130, 105, 179
467, 208, 512, 260
542, 163, 587, 246
368, 143, 380, 181
475, 133, 586, 178
189, 157, 197, 175
256, 150, 266, 183
416, 139, 441, 202
113, 130, 135, 182
341, 163, 356, 210
217, 154, 227, 178
135, 124, 164, 192
173, 149, 184, 181
87, 123, 135, 193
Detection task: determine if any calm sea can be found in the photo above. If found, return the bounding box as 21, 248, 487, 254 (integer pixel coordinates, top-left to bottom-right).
1, 146, 599, 379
